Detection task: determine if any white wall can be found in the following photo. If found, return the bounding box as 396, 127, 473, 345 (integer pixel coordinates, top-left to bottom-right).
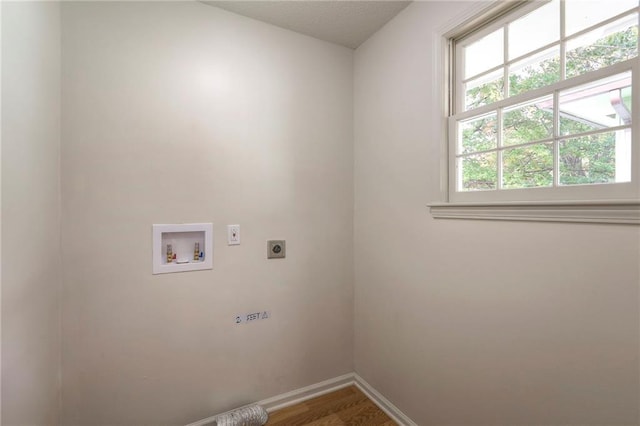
61, 2, 353, 424
4, 1, 638, 425
1, 2, 62, 424
354, 2, 640, 425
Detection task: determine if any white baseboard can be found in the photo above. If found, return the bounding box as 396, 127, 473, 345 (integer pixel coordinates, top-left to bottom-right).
353, 373, 418, 426
258, 372, 355, 413
185, 372, 416, 426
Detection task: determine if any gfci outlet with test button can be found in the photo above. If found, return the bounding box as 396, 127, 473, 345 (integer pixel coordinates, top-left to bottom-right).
267, 240, 285, 259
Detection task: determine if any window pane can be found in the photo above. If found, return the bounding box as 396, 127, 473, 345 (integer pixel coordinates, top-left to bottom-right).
509, 47, 560, 97
459, 113, 497, 154
502, 143, 554, 189
559, 71, 632, 136
503, 97, 554, 146
464, 28, 504, 78
621, 85, 632, 111
459, 152, 497, 191
565, 0, 638, 36
559, 131, 630, 185
566, 14, 638, 79
451, 1, 639, 200
465, 69, 503, 110
508, 0, 559, 60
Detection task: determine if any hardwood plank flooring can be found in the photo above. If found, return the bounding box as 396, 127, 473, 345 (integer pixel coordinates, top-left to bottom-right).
266, 385, 396, 426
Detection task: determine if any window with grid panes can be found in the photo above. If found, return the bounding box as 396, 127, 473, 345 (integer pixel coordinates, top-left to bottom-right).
449, 0, 639, 203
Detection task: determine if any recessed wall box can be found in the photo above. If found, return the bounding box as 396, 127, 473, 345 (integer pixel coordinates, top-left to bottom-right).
152, 223, 213, 274
267, 240, 285, 259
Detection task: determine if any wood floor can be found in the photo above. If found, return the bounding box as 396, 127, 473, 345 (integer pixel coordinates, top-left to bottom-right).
266, 385, 396, 426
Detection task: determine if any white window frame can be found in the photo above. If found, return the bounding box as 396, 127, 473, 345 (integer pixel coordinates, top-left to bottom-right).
429, 0, 640, 224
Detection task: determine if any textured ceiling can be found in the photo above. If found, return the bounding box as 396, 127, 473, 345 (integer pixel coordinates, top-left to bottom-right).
201, 1, 412, 49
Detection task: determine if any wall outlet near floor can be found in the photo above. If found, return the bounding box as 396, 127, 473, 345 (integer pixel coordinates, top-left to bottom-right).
235, 311, 270, 324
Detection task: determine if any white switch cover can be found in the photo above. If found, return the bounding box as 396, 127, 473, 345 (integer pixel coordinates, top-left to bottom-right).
227, 225, 240, 245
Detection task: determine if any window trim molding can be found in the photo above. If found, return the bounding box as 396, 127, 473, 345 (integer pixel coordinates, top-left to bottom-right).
428, 200, 640, 224
428, 0, 640, 224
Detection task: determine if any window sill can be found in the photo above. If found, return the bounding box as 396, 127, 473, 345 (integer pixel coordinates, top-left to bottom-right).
428, 200, 640, 224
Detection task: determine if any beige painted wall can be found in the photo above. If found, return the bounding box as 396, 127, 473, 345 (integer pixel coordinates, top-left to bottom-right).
4, 1, 638, 424
60, 2, 353, 424
1, 1, 62, 424
354, 2, 640, 425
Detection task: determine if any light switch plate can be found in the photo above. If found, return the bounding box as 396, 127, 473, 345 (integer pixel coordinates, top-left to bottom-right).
227, 224, 240, 245
267, 240, 285, 259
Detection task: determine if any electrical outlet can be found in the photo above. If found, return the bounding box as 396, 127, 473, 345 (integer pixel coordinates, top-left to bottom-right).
267, 240, 285, 259
227, 225, 240, 245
